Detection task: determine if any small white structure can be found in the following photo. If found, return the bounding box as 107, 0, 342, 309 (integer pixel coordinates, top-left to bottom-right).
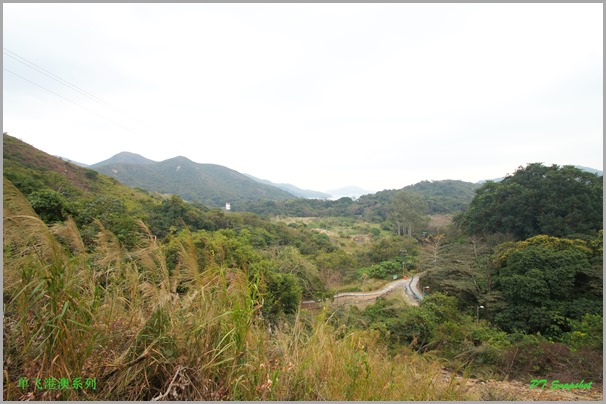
225, 203, 231, 211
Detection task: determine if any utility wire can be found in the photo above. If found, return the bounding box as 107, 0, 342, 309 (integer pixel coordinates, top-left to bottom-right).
3, 47, 152, 132
4, 47, 113, 108
4, 67, 133, 133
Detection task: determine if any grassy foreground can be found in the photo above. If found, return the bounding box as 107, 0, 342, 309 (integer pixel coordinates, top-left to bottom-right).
3, 178, 472, 401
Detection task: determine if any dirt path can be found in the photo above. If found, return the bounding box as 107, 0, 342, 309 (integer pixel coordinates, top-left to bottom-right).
301, 274, 426, 308
301, 276, 602, 401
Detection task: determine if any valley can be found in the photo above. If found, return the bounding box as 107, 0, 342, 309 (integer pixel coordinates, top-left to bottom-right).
3, 132, 603, 401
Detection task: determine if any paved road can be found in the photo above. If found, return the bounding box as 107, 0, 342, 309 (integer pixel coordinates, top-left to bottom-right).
409, 274, 425, 302
301, 273, 425, 307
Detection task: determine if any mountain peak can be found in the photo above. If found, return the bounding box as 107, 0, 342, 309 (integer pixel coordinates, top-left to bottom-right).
92, 152, 156, 167
90, 152, 296, 207
165, 155, 194, 164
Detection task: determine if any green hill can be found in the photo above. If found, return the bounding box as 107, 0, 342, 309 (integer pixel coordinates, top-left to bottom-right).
91, 153, 296, 208
402, 179, 480, 214
241, 179, 480, 218
3, 133, 158, 208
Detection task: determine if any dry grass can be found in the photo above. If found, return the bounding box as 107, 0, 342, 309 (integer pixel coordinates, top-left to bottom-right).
4, 180, 474, 401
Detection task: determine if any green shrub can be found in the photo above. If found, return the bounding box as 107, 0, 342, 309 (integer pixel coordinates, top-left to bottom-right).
27, 189, 74, 224
562, 313, 603, 351
357, 259, 402, 280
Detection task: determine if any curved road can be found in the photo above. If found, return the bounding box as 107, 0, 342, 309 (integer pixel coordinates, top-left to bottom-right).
301, 274, 425, 308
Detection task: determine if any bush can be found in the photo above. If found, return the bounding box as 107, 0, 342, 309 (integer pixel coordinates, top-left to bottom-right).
264, 272, 303, 321
562, 313, 603, 351
27, 189, 74, 224
357, 260, 402, 280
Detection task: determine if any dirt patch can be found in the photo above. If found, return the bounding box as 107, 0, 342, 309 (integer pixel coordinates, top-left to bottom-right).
465, 378, 602, 401
428, 214, 453, 231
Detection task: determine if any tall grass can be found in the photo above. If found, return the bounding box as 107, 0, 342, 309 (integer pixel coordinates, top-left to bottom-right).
3, 178, 473, 400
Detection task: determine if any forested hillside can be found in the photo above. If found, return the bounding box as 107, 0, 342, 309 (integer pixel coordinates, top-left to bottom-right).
3, 134, 152, 201
240, 179, 479, 219
455, 163, 603, 239
91, 152, 296, 207
3, 134, 603, 401
4, 133, 472, 400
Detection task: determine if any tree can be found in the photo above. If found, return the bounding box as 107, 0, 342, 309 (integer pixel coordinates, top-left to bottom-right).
263, 272, 302, 321
266, 245, 329, 300
423, 233, 446, 265
148, 195, 206, 238
315, 249, 357, 284
491, 235, 602, 337
457, 163, 603, 240
76, 195, 143, 248
363, 235, 417, 264
388, 191, 429, 237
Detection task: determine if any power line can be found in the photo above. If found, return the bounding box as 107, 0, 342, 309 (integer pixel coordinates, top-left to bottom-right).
4, 67, 133, 133
3, 47, 111, 108
3, 48, 152, 132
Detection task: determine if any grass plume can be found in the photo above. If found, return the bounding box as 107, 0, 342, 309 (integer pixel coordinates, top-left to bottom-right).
4, 177, 473, 400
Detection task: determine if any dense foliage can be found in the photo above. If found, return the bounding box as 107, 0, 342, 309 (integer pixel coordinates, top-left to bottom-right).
405, 180, 480, 214
455, 163, 603, 239
331, 291, 601, 382
491, 235, 602, 337
240, 180, 479, 219
3, 133, 602, 400
4, 176, 476, 400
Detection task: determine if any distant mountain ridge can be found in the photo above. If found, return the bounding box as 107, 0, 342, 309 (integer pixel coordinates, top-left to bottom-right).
244, 174, 331, 199
91, 152, 296, 208
22, 134, 601, 211
326, 186, 371, 200
574, 165, 603, 176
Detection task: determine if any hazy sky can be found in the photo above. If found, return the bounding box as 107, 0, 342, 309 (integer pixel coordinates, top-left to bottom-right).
3, 3, 603, 193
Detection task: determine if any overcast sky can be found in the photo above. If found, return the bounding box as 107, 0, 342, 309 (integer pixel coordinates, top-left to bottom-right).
3, 3, 603, 193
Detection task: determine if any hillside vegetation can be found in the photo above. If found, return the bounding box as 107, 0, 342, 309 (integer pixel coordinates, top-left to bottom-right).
3, 139, 473, 399
455, 163, 603, 239
240, 179, 479, 221
3, 133, 603, 401
3, 134, 155, 204
91, 152, 295, 207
